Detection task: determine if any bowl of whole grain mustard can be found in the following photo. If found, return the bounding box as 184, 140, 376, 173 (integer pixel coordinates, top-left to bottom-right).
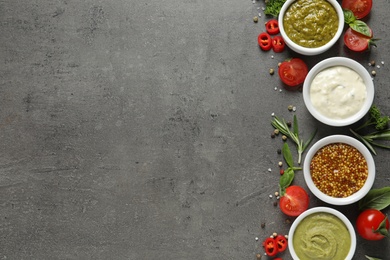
288, 207, 356, 260
303, 135, 375, 205
278, 0, 344, 55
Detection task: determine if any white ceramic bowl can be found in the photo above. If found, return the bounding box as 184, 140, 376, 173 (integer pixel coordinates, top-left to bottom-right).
303, 135, 375, 205
288, 207, 356, 260
278, 0, 344, 55
303, 57, 375, 127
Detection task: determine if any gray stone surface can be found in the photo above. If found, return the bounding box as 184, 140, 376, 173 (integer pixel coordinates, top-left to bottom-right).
1, 0, 389, 259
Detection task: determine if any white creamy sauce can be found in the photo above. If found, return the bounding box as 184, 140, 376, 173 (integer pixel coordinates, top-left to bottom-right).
310, 66, 367, 119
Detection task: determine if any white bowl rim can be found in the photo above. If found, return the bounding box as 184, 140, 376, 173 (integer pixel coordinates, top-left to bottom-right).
278, 0, 344, 55
302, 57, 375, 126
288, 206, 357, 260
303, 135, 375, 205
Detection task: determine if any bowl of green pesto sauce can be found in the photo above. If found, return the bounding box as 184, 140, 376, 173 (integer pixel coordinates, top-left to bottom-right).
278, 0, 344, 55
288, 207, 356, 260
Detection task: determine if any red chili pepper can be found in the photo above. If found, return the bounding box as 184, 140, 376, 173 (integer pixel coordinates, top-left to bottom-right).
275, 235, 288, 252
272, 36, 285, 53
258, 32, 272, 51
266, 19, 280, 35
262, 237, 278, 256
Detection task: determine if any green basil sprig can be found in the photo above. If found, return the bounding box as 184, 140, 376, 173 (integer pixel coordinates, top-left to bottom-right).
343, 9, 372, 37
359, 187, 390, 211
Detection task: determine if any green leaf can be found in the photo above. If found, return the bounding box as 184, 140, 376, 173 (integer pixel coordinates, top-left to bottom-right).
365, 130, 390, 140
293, 115, 299, 137
365, 256, 383, 260
359, 187, 390, 211
350, 20, 372, 37
302, 128, 317, 152
343, 9, 356, 24
282, 143, 294, 168
264, 0, 286, 17
279, 168, 294, 196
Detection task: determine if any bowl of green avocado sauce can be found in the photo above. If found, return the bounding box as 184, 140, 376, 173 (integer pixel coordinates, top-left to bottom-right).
288, 207, 356, 260
278, 0, 344, 55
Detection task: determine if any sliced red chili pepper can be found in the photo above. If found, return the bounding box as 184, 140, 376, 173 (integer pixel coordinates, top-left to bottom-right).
272, 36, 285, 53
258, 32, 272, 51
275, 235, 288, 252
262, 237, 278, 257
266, 19, 280, 35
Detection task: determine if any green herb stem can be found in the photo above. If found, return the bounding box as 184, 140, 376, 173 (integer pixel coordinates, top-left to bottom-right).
271, 115, 316, 164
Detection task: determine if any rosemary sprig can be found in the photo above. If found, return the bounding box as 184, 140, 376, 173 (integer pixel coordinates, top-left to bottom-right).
271, 115, 317, 164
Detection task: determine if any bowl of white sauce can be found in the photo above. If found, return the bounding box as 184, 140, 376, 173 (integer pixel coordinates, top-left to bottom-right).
303, 57, 374, 127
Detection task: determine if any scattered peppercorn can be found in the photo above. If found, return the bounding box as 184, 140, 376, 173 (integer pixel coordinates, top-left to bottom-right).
278, 62, 282, 67
256, 253, 262, 260
286, 121, 292, 127
271, 133, 275, 138
273, 129, 280, 135
277, 149, 281, 154
280, 169, 284, 175
278, 161, 283, 167
288, 105, 293, 111
261, 222, 266, 228
370, 60, 375, 66
253, 16, 259, 23
282, 135, 287, 141
285, 219, 291, 224
371, 70, 376, 76
273, 201, 278, 207
269, 68, 275, 75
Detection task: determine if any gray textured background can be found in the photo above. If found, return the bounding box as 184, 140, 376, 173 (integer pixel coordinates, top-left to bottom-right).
1, 0, 389, 259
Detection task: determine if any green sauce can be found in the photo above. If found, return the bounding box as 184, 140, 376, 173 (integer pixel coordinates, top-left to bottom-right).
293, 212, 351, 260
283, 0, 339, 48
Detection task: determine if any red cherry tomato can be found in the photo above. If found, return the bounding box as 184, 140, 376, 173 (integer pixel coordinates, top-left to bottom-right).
344, 27, 376, 52
272, 36, 285, 53
266, 19, 280, 35
275, 235, 288, 252
279, 186, 309, 217
278, 58, 308, 88
258, 32, 272, 51
341, 0, 372, 19
356, 209, 390, 240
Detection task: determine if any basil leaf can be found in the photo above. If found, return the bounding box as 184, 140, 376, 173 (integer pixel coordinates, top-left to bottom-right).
282, 143, 294, 168
343, 9, 356, 24
359, 187, 390, 210
350, 20, 372, 37
279, 168, 294, 196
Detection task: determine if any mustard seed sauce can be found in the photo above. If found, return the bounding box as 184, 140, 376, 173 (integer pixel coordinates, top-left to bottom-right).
310, 143, 368, 198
